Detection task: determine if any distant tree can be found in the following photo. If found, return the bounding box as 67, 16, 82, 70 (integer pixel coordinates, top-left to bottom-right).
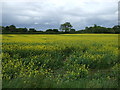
22, 28, 28, 32
46, 29, 53, 32
9, 25, 16, 32
29, 28, 36, 32
113, 25, 120, 33
2, 24, 119, 34
46, 29, 59, 33
17, 28, 28, 32
94, 24, 97, 28
52, 29, 59, 32
107, 28, 115, 33
70, 29, 76, 33
85, 27, 88, 30
60, 22, 73, 32
113, 25, 120, 29
83, 25, 113, 33
38, 30, 43, 32
5, 26, 10, 32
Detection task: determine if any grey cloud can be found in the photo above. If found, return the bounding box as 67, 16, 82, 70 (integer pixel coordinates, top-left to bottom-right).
2, 0, 118, 30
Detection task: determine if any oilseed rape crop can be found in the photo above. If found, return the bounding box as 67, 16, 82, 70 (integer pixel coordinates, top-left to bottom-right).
2, 34, 119, 88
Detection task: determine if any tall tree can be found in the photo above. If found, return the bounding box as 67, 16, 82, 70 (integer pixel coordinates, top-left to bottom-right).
60, 22, 73, 32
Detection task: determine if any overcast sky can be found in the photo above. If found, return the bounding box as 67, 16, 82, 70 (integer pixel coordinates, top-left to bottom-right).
1, 0, 119, 30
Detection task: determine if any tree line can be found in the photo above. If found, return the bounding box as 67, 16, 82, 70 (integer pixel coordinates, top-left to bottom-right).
1, 22, 120, 34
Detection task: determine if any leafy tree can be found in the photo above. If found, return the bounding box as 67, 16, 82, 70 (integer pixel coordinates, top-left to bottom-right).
46, 29, 59, 34
94, 24, 97, 28
46, 29, 53, 32
22, 28, 28, 32
17, 28, 28, 32
5, 26, 10, 32
52, 29, 58, 32
29, 28, 36, 32
85, 27, 89, 30
113, 25, 120, 33
2, 25, 16, 32
82, 24, 114, 33
70, 29, 76, 33
9, 25, 16, 32
60, 22, 73, 32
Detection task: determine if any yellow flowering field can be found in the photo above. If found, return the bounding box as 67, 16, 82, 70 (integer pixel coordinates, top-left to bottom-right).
2, 34, 119, 88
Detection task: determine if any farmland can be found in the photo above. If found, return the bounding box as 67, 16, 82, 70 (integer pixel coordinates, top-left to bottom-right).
2, 34, 119, 88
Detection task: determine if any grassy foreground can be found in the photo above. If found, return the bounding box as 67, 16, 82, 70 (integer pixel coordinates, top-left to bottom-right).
2, 34, 119, 88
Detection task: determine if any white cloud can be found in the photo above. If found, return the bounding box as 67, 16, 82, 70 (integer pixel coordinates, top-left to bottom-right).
1, 0, 119, 30
34, 22, 39, 25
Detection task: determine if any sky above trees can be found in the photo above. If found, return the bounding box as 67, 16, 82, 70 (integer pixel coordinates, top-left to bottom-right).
1, 0, 119, 30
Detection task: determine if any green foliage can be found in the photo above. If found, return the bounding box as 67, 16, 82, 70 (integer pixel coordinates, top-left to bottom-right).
1, 24, 120, 34
46, 29, 59, 34
78, 24, 120, 34
60, 22, 73, 32
29, 28, 36, 32
113, 25, 120, 33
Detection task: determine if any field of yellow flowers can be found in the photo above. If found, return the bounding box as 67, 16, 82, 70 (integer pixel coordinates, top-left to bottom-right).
2, 34, 119, 88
